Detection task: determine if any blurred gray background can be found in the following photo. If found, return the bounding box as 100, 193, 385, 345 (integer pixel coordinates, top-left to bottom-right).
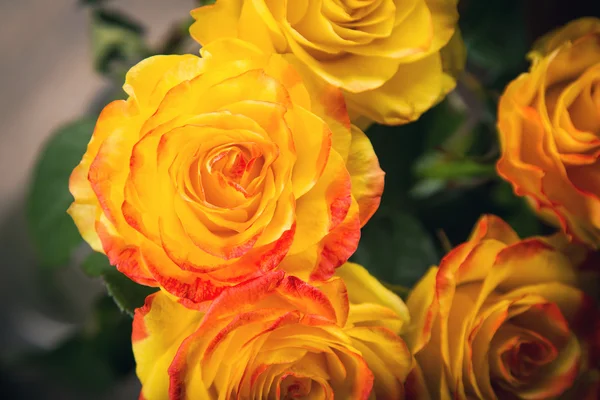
0, 0, 196, 398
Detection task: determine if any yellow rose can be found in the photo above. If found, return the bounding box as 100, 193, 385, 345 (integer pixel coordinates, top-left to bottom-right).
497, 18, 600, 247
405, 215, 599, 399
132, 271, 412, 399
68, 38, 384, 306
190, 0, 464, 125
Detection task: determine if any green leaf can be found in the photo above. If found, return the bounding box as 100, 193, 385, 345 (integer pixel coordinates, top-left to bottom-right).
415, 155, 497, 181
196, 0, 216, 5
82, 252, 156, 316
82, 252, 113, 277
27, 118, 96, 270
410, 179, 446, 199
91, 9, 150, 78
104, 271, 156, 317
423, 96, 468, 151
352, 208, 439, 288
491, 181, 544, 238
365, 121, 429, 204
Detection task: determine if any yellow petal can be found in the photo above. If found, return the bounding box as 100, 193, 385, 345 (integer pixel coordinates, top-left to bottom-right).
123, 54, 205, 111
344, 51, 446, 125
346, 326, 412, 399
335, 262, 409, 328
68, 100, 132, 253
290, 150, 351, 254
347, 303, 405, 334
346, 125, 384, 226
529, 17, 600, 61
280, 197, 360, 282
285, 31, 399, 93
424, 0, 460, 55
405, 267, 438, 353
132, 292, 204, 400
348, 0, 433, 59
190, 0, 242, 44
288, 105, 332, 198
283, 54, 353, 161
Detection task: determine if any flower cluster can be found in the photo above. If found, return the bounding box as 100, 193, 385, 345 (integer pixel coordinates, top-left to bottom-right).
67, 2, 600, 399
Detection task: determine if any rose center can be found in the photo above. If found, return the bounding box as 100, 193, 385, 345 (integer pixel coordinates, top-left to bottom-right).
281, 0, 395, 61
503, 340, 555, 380
568, 78, 600, 136
208, 146, 264, 189
489, 308, 568, 398
279, 375, 314, 399
187, 143, 267, 209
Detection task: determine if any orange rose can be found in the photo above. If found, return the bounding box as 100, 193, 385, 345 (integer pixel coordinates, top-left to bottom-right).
405, 215, 599, 399
497, 18, 600, 246
68, 38, 383, 306
132, 271, 411, 399
190, 0, 464, 126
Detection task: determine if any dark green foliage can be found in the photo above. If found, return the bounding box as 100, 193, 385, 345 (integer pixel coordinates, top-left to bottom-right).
91, 9, 149, 77
353, 207, 439, 289
83, 252, 157, 317
459, 0, 530, 89
27, 118, 95, 270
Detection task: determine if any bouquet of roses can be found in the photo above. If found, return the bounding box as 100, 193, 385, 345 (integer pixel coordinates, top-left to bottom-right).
26, 0, 600, 398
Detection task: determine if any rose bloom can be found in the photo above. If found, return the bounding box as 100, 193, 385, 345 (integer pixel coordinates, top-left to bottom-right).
404, 215, 599, 399
68, 38, 384, 307
190, 0, 464, 126
497, 18, 600, 247
132, 270, 411, 399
